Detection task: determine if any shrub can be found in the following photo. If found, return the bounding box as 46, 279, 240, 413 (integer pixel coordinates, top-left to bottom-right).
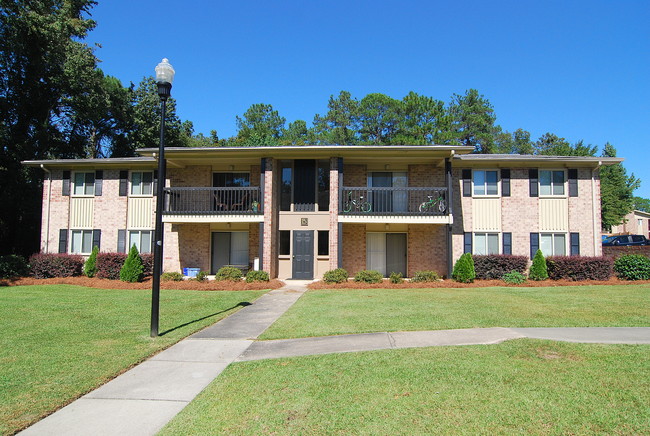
96, 253, 127, 280
215, 266, 243, 281
140, 253, 154, 277
0, 254, 29, 279
614, 254, 650, 280
546, 256, 613, 281
473, 255, 528, 280
323, 268, 349, 284
120, 245, 144, 283
83, 246, 99, 278
193, 271, 209, 282
502, 270, 527, 284
389, 271, 404, 284
354, 269, 383, 284
452, 253, 475, 283
529, 249, 548, 281
411, 270, 441, 282
161, 271, 184, 281
29, 253, 83, 279
246, 270, 270, 283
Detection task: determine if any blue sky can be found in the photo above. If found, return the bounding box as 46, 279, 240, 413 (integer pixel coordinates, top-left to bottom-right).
87, 0, 650, 198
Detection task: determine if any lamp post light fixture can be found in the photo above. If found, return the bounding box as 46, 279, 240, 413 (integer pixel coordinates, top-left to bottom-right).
151, 58, 175, 338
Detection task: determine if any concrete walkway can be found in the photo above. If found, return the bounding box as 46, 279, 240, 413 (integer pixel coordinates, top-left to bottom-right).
19, 281, 310, 436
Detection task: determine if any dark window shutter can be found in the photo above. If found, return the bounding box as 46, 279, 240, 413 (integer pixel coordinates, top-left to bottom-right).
92, 229, 101, 250
503, 232, 512, 255
94, 170, 103, 196
530, 233, 539, 259
570, 232, 580, 256
464, 232, 472, 253
58, 229, 68, 253
568, 169, 578, 197
119, 171, 128, 196
529, 169, 538, 197
462, 169, 471, 197
501, 169, 510, 197
62, 171, 70, 196
117, 229, 126, 253
153, 170, 158, 193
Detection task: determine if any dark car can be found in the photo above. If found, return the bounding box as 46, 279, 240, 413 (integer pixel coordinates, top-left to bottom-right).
602, 235, 650, 246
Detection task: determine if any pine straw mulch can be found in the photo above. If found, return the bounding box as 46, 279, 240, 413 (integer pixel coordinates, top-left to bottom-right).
0, 276, 284, 291
309, 277, 650, 289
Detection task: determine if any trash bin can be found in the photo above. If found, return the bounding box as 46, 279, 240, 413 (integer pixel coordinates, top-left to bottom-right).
183, 267, 200, 278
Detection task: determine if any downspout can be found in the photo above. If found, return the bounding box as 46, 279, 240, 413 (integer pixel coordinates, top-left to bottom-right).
592, 164, 600, 255
41, 164, 52, 253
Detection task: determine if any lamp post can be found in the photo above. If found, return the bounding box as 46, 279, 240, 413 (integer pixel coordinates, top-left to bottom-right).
151, 58, 175, 338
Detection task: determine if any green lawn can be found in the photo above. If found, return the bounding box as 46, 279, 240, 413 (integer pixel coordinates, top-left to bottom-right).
261, 285, 650, 339
160, 339, 650, 435
0, 285, 265, 435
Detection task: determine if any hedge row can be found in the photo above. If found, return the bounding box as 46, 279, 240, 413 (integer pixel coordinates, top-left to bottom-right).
473, 255, 528, 280
546, 256, 613, 281
27, 252, 154, 280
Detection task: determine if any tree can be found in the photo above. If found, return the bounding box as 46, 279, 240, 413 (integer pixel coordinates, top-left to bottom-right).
281, 120, 313, 145
600, 143, 640, 231
313, 91, 359, 145
495, 128, 534, 154
234, 103, 285, 146
448, 89, 498, 153
356, 93, 401, 145
632, 197, 650, 213
534, 133, 597, 156
393, 92, 448, 145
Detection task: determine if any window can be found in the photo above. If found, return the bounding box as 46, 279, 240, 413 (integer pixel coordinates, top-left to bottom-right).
638, 219, 643, 233
211, 232, 249, 273
473, 170, 498, 196
279, 160, 330, 212
368, 172, 407, 212
539, 170, 565, 196
280, 161, 292, 211
213, 173, 250, 187
73, 172, 94, 196
279, 231, 290, 255
70, 230, 93, 254
366, 233, 406, 277
318, 231, 329, 256
130, 172, 153, 196
474, 233, 499, 255
128, 230, 152, 253
540, 233, 566, 256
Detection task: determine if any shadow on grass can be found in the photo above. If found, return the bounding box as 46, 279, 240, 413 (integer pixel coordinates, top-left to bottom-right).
159, 301, 252, 336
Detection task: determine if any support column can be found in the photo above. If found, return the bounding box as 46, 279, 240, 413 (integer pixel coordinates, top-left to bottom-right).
329, 157, 341, 270
262, 158, 277, 277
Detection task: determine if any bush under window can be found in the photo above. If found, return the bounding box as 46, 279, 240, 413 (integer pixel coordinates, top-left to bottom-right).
29, 253, 83, 278
354, 270, 383, 284
473, 255, 528, 280
323, 268, 349, 284
546, 256, 613, 281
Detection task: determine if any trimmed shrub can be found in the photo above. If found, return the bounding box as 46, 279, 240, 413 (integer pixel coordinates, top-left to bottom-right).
29, 253, 83, 279
83, 246, 99, 278
161, 271, 183, 281
529, 249, 548, 281
0, 254, 29, 279
215, 266, 243, 281
502, 270, 526, 284
389, 271, 404, 284
473, 255, 528, 280
452, 253, 475, 283
614, 254, 650, 280
411, 270, 440, 283
323, 268, 349, 284
96, 253, 127, 280
193, 271, 209, 282
246, 270, 270, 283
354, 270, 383, 284
120, 245, 144, 283
546, 256, 613, 281
140, 253, 154, 277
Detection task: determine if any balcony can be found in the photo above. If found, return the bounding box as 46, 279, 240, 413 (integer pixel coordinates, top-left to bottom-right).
162, 187, 263, 222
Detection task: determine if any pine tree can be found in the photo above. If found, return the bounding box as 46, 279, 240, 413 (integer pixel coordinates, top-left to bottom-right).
529, 249, 548, 281
600, 143, 640, 231
120, 245, 144, 283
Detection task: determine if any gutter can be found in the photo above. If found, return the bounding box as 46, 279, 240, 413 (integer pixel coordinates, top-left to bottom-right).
40, 164, 52, 253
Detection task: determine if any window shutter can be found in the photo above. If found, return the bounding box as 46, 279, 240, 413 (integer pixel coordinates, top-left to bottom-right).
94, 170, 103, 196
119, 171, 128, 196
501, 169, 510, 197
570, 232, 580, 256
92, 229, 101, 250
503, 232, 512, 255
568, 169, 578, 197
530, 233, 539, 259
462, 169, 471, 197
153, 170, 158, 193
62, 171, 70, 196
58, 229, 68, 253
117, 229, 126, 253
529, 169, 538, 197
464, 232, 472, 253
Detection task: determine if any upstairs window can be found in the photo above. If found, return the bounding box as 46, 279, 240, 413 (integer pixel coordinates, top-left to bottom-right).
473, 170, 498, 196
130, 171, 153, 196
539, 170, 565, 196
73, 172, 95, 196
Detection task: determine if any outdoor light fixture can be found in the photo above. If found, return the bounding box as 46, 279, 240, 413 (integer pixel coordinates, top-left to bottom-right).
151, 58, 175, 338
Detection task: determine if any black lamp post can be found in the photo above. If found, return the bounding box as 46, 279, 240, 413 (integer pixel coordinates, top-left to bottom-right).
151, 58, 175, 338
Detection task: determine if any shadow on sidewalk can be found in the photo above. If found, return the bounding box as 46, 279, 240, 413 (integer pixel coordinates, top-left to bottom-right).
159, 301, 252, 336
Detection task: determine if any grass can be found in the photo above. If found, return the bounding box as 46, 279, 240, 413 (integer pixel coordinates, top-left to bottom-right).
0, 285, 266, 435
260, 284, 650, 339
160, 339, 650, 435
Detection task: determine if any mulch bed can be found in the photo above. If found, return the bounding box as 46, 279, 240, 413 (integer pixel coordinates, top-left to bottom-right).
0, 276, 285, 291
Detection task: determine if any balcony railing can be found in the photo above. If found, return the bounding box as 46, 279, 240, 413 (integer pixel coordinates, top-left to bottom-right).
163, 187, 262, 215
340, 186, 449, 216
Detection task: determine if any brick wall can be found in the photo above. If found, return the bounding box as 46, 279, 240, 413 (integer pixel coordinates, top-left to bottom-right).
408, 164, 445, 187
168, 165, 211, 187
262, 158, 278, 277
568, 167, 600, 256
343, 164, 366, 187
329, 158, 340, 270
342, 223, 366, 275
94, 170, 128, 252
42, 169, 70, 253
407, 224, 447, 277
163, 223, 210, 273
248, 222, 260, 267
501, 168, 539, 259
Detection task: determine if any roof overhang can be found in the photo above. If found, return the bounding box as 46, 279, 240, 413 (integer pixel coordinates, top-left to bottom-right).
22, 157, 157, 170
453, 154, 624, 168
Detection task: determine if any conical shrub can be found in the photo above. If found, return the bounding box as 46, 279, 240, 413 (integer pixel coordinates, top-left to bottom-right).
83, 245, 99, 278
452, 253, 476, 283
120, 245, 144, 283
529, 249, 548, 281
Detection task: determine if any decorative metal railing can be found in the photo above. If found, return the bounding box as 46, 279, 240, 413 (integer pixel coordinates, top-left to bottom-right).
163, 187, 262, 215
340, 187, 449, 216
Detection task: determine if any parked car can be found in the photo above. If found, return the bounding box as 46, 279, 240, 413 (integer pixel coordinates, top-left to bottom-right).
602, 235, 650, 246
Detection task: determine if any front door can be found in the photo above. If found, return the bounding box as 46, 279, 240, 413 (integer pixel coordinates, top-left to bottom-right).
292, 230, 314, 279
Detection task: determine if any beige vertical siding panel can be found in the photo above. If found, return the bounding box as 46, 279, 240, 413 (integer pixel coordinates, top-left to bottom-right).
70, 198, 94, 228
540, 198, 568, 231
472, 198, 501, 231
128, 197, 153, 229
